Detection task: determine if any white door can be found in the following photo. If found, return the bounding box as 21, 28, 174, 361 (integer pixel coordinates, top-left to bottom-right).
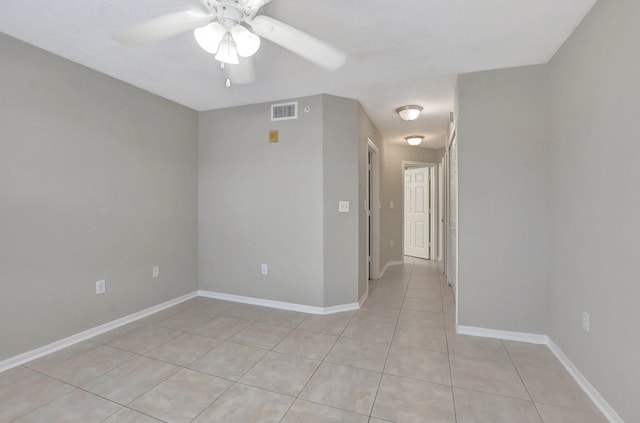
404, 167, 430, 259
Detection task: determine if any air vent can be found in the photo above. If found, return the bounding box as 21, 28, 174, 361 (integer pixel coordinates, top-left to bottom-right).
271, 102, 298, 121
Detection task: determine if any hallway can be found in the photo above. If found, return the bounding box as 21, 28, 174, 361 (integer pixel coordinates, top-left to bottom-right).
0, 259, 605, 422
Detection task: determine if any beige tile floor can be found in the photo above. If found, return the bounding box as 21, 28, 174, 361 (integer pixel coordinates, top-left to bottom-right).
0, 258, 607, 422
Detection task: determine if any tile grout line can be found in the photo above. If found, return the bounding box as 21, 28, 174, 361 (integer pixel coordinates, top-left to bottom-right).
193, 307, 358, 421
441, 268, 458, 423
368, 258, 414, 421
6, 259, 461, 422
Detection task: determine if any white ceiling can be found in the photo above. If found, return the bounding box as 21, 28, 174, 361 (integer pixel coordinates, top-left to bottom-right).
0, 0, 597, 149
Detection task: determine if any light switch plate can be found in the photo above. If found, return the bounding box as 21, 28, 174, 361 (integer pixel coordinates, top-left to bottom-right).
96, 280, 106, 295
338, 201, 350, 213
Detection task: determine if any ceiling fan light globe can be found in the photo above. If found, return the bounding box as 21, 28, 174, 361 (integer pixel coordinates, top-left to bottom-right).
215, 37, 240, 64
230, 25, 261, 57
194, 22, 226, 54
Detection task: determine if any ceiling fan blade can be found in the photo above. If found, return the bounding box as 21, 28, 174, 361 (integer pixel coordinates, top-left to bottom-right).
244, 0, 273, 12
115, 9, 213, 46
226, 57, 256, 85
249, 15, 346, 71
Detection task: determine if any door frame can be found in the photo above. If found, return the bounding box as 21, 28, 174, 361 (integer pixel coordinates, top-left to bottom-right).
367, 139, 381, 281
401, 161, 438, 260
438, 157, 445, 261
444, 124, 458, 325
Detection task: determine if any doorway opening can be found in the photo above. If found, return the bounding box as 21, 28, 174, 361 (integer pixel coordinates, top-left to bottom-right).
402, 162, 438, 260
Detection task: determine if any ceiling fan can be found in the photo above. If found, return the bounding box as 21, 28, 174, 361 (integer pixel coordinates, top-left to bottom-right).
115, 0, 347, 85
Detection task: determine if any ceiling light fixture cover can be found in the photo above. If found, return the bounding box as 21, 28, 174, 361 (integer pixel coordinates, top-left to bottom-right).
195, 23, 259, 62
194, 22, 226, 54
230, 25, 261, 57
396, 105, 423, 121
215, 35, 240, 64
405, 135, 424, 146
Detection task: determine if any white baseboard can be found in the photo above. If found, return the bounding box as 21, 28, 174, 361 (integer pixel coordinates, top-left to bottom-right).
198, 290, 360, 315
457, 325, 623, 422
547, 339, 624, 423
358, 288, 368, 307
0, 289, 362, 374
379, 260, 404, 278
457, 325, 549, 344
0, 291, 198, 373
323, 303, 361, 314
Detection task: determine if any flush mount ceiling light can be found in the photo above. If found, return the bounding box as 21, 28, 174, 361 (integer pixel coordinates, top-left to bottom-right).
405, 135, 424, 146
396, 105, 423, 121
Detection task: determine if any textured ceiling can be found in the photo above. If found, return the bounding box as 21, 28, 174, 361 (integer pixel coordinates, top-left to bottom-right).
0, 0, 597, 148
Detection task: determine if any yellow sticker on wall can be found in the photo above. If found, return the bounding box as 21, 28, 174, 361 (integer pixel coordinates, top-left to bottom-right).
269, 130, 279, 143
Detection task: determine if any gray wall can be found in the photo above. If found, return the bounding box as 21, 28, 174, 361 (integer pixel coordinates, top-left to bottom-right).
457, 65, 551, 334
322, 96, 360, 306
547, 0, 640, 420
0, 34, 199, 361
456, 0, 639, 419
199, 94, 365, 307
198, 96, 325, 306
380, 144, 444, 268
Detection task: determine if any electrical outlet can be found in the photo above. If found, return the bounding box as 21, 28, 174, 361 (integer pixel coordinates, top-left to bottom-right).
582, 311, 590, 333
261, 264, 268, 275
338, 201, 350, 213
96, 280, 106, 295
152, 266, 160, 279
390, 240, 395, 248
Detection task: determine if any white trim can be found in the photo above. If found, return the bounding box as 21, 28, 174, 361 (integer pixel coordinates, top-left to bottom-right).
358, 287, 369, 306
367, 138, 381, 281
456, 325, 623, 422
323, 303, 361, 315
379, 260, 404, 278
0, 291, 198, 373
198, 290, 360, 315
457, 325, 549, 344
547, 339, 624, 423
448, 123, 457, 150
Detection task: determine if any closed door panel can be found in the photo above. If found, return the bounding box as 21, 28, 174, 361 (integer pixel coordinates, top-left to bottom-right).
405, 220, 412, 247
415, 221, 425, 248
404, 167, 430, 259
415, 186, 425, 213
